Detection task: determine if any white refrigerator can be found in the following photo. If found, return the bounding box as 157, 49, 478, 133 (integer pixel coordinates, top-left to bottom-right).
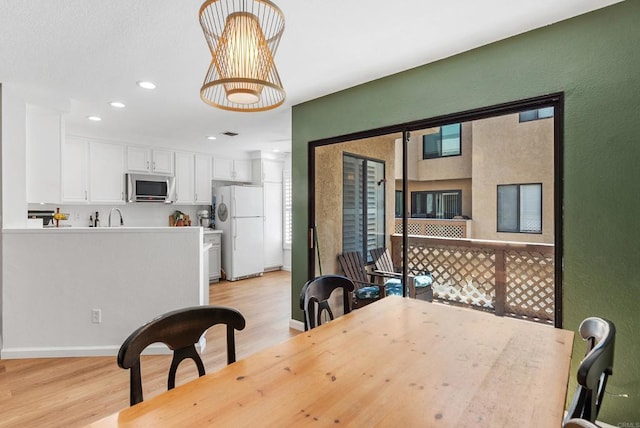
213, 185, 264, 281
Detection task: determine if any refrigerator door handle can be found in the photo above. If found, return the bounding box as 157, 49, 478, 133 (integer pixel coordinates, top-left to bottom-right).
232, 219, 237, 250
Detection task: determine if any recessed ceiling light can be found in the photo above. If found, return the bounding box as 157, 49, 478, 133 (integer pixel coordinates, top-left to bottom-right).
87, 116, 102, 121
273, 149, 280, 152
109, 101, 126, 108
207, 136, 217, 140
137, 81, 156, 90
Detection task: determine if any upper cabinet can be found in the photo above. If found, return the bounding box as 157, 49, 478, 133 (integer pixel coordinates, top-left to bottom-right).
26, 105, 62, 204
175, 152, 211, 205
62, 138, 90, 203
62, 138, 125, 204
252, 159, 284, 184
212, 158, 252, 182
127, 146, 174, 175
194, 154, 212, 204
175, 152, 195, 204
90, 142, 125, 204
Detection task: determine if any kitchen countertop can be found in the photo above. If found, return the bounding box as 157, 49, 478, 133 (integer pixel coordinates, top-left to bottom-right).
203, 229, 223, 234
4, 227, 221, 234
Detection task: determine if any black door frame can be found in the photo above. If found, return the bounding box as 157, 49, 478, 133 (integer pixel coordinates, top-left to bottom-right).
307, 92, 564, 327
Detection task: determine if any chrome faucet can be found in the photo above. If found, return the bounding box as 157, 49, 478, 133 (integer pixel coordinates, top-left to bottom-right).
108, 208, 124, 227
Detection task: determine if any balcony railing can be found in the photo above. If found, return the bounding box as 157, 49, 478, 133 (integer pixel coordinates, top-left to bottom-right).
390, 234, 555, 324
394, 218, 471, 239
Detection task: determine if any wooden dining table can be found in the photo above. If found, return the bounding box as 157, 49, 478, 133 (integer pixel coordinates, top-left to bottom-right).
89, 296, 574, 427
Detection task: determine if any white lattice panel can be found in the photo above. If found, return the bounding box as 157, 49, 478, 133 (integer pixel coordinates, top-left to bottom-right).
424, 224, 465, 238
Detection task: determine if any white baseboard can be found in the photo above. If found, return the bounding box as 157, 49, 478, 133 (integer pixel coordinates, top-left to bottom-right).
289, 319, 304, 331
0, 343, 171, 359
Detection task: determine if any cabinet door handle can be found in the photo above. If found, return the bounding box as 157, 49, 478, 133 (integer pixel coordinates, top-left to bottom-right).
85, 190, 88, 200
195, 193, 198, 201
146, 161, 150, 169
152, 161, 156, 170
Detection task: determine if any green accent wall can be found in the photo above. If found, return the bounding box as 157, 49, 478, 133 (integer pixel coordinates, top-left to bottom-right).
291, 1, 640, 424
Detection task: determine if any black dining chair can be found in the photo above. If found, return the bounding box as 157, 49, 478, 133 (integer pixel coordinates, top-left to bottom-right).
300, 275, 355, 331
117, 305, 246, 406
564, 317, 616, 425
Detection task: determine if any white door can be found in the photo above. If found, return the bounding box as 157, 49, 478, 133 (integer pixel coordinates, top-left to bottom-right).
231, 217, 264, 279
232, 186, 263, 217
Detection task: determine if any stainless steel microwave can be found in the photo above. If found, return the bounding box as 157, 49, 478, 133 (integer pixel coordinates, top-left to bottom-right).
126, 173, 175, 203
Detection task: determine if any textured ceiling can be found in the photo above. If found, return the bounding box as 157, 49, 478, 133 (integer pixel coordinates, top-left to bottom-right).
0, 0, 623, 154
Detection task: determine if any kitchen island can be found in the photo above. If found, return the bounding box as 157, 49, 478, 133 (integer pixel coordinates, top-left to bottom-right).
1, 227, 209, 359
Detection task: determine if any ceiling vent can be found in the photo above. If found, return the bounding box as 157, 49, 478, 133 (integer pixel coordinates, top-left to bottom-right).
222, 131, 239, 137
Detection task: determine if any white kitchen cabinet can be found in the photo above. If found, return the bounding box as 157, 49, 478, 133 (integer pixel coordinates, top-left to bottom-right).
127, 146, 174, 175
263, 181, 284, 270
62, 139, 125, 204
233, 159, 252, 181
252, 159, 283, 184
62, 138, 89, 203
175, 152, 195, 204
89, 142, 125, 204
195, 154, 212, 204
252, 159, 284, 270
26, 104, 62, 204
175, 152, 211, 205
212, 158, 252, 182
204, 232, 222, 282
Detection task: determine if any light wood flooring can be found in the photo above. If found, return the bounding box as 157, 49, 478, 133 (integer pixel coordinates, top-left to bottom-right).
0, 270, 298, 428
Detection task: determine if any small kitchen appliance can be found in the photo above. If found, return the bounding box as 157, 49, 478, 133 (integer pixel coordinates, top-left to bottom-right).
197, 210, 210, 228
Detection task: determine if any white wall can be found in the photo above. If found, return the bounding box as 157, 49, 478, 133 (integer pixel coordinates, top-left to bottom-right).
1, 227, 205, 358
1, 85, 28, 229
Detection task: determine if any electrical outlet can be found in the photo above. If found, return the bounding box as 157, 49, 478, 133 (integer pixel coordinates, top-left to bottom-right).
75, 211, 80, 221
91, 308, 102, 324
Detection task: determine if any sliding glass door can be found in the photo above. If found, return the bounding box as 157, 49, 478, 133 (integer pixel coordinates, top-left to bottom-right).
309, 94, 562, 326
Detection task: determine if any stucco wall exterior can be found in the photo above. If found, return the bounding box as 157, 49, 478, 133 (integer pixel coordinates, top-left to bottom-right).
314, 135, 398, 276
471, 113, 555, 243
413, 122, 473, 182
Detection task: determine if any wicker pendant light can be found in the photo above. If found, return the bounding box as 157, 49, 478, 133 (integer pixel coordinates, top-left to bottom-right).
199, 0, 285, 112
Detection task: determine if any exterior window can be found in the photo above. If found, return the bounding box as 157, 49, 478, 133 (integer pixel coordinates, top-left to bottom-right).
497, 184, 542, 233
410, 190, 461, 219
422, 123, 461, 159
519, 107, 554, 122
395, 190, 403, 218
343, 154, 385, 261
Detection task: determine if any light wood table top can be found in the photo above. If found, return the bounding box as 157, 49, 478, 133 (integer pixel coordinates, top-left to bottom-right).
90, 297, 574, 427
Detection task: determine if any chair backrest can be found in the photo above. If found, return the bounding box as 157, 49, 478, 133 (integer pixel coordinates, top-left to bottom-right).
300, 275, 355, 331
117, 305, 246, 406
370, 247, 395, 273
337, 251, 369, 285
565, 317, 616, 424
